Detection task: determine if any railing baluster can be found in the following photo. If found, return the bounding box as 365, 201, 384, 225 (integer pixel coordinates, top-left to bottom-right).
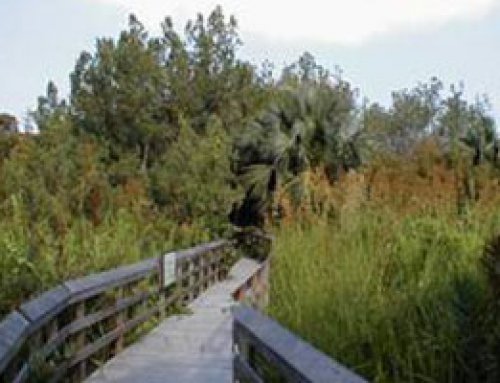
188, 260, 195, 302
158, 288, 166, 321
175, 260, 184, 307
114, 287, 125, 354
75, 301, 86, 380
200, 253, 206, 291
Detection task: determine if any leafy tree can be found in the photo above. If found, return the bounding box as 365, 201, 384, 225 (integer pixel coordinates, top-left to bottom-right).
280, 51, 330, 85
71, 15, 173, 171
149, 117, 237, 234
363, 78, 443, 154
438, 86, 497, 167
32, 81, 67, 131
163, 6, 269, 133
70, 8, 268, 172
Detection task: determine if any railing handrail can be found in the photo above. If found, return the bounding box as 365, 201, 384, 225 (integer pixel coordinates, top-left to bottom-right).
0, 312, 29, 372
233, 306, 367, 383
173, 240, 229, 263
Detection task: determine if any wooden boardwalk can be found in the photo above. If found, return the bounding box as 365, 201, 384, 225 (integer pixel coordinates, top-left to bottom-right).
1, 236, 367, 383
86, 258, 261, 383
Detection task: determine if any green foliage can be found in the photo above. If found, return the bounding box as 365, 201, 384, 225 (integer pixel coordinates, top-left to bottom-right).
0, 7, 270, 315
230, 61, 366, 225
181, 6, 267, 132
149, 118, 237, 233
70, 6, 268, 171
363, 80, 498, 167
32, 81, 67, 131
71, 15, 173, 169
234, 55, 361, 179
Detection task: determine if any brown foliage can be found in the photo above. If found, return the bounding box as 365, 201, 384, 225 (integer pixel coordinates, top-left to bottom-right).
274, 138, 500, 224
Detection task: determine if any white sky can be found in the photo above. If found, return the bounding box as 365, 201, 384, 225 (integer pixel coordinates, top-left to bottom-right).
1, 0, 500, 124
94, 0, 498, 45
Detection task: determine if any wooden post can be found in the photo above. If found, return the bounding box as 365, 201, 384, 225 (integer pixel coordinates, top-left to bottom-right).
175, 261, 184, 307
234, 328, 252, 378
75, 301, 87, 380
217, 250, 224, 281
200, 253, 207, 291
115, 287, 125, 354
158, 289, 166, 321
188, 260, 196, 302
250, 275, 259, 308
29, 329, 42, 378
210, 251, 216, 285
30, 331, 42, 356
48, 319, 58, 342
261, 261, 270, 308
141, 287, 148, 320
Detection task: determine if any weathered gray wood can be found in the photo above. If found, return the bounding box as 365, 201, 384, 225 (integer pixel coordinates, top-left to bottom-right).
188, 259, 196, 302
86, 258, 261, 383
51, 305, 161, 382
1, 235, 284, 383
232, 260, 266, 305
73, 305, 160, 367
233, 306, 367, 383
115, 287, 125, 354
39, 290, 153, 359
19, 285, 71, 333
0, 311, 29, 372
75, 301, 87, 380
64, 258, 159, 303
0, 238, 238, 382
12, 362, 29, 383
233, 355, 264, 383
174, 240, 229, 263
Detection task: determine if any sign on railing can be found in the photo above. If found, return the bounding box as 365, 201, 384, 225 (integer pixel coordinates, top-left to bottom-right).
161, 252, 176, 288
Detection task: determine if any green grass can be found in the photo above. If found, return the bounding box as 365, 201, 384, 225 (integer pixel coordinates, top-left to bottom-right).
269, 207, 500, 382
0, 201, 215, 317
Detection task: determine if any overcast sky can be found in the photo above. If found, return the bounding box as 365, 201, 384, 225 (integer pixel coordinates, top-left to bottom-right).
1, 0, 500, 124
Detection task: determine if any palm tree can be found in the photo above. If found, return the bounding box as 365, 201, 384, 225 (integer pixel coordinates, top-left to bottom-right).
230, 81, 372, 227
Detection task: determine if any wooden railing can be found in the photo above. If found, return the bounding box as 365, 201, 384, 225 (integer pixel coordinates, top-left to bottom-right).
232, 306, 367, 383
1, 232, 367, 383
0, 240, 235, 383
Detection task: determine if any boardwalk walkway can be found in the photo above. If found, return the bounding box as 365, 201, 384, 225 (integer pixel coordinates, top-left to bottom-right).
0, 237, 367, 383
86, 258, 261, 383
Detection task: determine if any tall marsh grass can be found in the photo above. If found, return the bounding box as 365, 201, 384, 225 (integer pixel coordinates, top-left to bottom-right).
269, 207, 500, 382
0, 196, 215, 317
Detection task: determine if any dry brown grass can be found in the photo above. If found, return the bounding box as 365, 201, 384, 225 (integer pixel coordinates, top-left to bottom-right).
274, 139, 500, 225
